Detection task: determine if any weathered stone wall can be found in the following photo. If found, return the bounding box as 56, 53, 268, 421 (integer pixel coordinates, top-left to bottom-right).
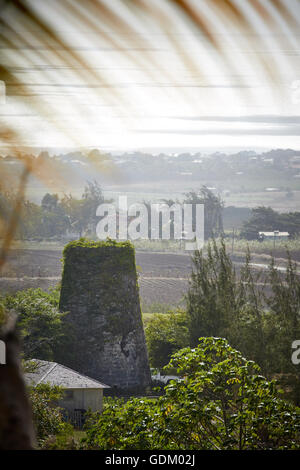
59, 239, 151, 390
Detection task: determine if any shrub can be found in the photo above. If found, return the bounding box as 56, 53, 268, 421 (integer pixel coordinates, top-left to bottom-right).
84, 338, 300, 450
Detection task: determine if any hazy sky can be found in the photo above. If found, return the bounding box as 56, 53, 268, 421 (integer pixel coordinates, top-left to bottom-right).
1, 0, 300, 151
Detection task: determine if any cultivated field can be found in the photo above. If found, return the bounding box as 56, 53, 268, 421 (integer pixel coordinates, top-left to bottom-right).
0, 249, 192, 308
0, 244, 298, 310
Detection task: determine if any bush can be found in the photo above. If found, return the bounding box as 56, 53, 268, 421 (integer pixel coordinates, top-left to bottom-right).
29, 384, 66, 447
3, 288, 66, 360
83, 338, 300, 450
145, 310, 189, 368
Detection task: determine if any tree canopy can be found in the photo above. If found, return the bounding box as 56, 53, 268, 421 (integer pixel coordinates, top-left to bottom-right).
84, 338, 300, 450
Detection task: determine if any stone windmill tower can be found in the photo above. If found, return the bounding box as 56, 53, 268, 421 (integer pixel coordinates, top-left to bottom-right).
59, 239, 151, 390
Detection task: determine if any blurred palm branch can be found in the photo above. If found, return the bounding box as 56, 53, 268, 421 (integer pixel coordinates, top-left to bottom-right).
0, 0, 299, 267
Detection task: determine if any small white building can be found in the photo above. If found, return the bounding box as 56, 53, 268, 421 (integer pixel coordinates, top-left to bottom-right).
25, 360, 110, 427
258, 231, 289, 241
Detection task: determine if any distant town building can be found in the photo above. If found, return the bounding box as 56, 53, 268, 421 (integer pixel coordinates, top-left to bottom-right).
258, 231, 289, 241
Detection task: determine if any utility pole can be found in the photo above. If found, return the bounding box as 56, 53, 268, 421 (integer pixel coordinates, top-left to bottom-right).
232, 227, 235, 255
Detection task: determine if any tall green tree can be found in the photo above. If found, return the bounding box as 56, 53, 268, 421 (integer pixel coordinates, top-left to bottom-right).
264, 255, 300, 403
3, 288, 66, 361
187, 240, 241, 344
186, 240, 266, 373
184, 186, 223, 240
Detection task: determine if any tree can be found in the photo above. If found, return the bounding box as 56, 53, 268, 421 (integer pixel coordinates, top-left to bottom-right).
84, 338, 300, 450
27, 381, 77, 449
20, 200, 44, 239
186, 241, 266, 373
28, 383, 65, 445
145, 311, 189, 368
40, 193, 70, 238
1, 185, 106, 241
187, 240, 241, 345
82, 180, 105, 233
41, 193, 59, 212
60, 194, 87, 238
186, 240, 300, 402
61, 181, 105, 237
1, 190, 70, 240
240, 206, 279, 240
3, 288, 66, 361
264, 255, 300, 404
240, 206, 300, 240
184, 186, 223, 240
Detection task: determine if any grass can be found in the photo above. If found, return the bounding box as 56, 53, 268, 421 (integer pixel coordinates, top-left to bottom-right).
228, 237, 300, 253
8, 240, 66, 251
4, 236, 300, 265
223, 238, 300, 264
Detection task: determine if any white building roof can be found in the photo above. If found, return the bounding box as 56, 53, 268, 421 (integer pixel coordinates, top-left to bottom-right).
25, 359, 110, 389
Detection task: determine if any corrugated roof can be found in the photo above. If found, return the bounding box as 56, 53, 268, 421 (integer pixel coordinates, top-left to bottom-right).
25, 359, 110, 389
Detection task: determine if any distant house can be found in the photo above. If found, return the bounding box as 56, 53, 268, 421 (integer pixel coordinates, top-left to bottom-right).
258, 231, 289, 241
25, 360, 110, 427
264, 187, 279, 192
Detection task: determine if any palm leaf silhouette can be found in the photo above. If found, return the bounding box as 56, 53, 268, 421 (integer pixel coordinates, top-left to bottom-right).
0, 0, 298, 266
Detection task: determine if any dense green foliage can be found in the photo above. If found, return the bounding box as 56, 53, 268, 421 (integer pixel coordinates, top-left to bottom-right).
186, 240, 300, 403
62, 237, 133, 258
145, 311, 189, 368
145, 240, 300, 404
83, 338, 300, 450
187, 240, 264, 349
28, 384, 66, 445
3, 287, 66, 360
27, 382, 79, 449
